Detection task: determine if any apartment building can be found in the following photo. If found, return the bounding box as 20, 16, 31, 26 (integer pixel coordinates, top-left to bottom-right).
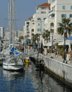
45, 0, 72, 41
23, 3, 51, 44
23, 17, 32, 41
0, 27, 4, 38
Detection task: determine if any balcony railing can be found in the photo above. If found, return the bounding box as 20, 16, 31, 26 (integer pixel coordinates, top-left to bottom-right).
48, 9, 55, 13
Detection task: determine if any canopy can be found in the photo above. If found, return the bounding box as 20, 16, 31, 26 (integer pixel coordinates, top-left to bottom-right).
25, 39, 30, 43
58, 40, 72, 45
58, 36, 72, 45
66, 36, 72, 40
44, 41, 57, 46
44, 36, 64, 46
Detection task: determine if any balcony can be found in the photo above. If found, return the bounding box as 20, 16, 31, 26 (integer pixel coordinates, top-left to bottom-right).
48, 9, 55, 15
49, 14, 55, 18
31, 29, 34, 33
26, 22, 29, 24
27, 31, 30, 33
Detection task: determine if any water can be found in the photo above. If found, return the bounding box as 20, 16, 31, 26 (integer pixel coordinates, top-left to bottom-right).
0, 62, 72, 92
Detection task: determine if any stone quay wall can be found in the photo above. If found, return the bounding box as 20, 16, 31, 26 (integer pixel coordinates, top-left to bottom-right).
28, 49, 72, 87
39, 54, 72, 86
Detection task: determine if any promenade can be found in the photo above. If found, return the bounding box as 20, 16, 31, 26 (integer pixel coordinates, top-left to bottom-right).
25, 49, 72, 67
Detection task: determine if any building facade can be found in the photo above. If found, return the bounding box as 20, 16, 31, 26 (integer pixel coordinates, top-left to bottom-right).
23, 3, 51, 44
45, 0, 72, 41
0, 27, 4, 38
18, 29, 23, 38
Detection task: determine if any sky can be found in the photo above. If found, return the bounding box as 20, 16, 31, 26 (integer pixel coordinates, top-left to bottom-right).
0, 0, 48, 31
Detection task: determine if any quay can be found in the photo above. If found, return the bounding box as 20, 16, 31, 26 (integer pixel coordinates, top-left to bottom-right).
25, 49, 72, 88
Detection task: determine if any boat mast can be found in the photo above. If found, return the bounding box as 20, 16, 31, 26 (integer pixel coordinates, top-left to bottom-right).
8, 0, 11, 45
12, 0, 15, 47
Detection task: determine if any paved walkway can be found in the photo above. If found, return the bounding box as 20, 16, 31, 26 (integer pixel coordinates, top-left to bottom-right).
24, 49, 72, 67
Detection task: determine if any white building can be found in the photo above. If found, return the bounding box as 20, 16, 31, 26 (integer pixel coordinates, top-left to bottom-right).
23, 3, 51, 44
18, 29, 23, 38
32, 3, 50, 34
5, 31, 10, 40
45, 0, 72, 41
5, 31, 19, 42
23, 17, 32, 41
0, 27, 4, 38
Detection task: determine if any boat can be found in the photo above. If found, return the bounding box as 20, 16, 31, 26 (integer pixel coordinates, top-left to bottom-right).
3, 57, 23, 70
3, 0, 24, 70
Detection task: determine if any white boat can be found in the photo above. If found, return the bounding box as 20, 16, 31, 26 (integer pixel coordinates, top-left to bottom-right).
3, 0, 24, 70
3, 57, 24, 70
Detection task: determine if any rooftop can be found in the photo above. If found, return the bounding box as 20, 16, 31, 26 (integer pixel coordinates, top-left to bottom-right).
37, 3, 50, 7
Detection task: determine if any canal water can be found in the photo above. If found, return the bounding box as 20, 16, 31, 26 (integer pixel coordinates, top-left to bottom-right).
0, 61, 72, 92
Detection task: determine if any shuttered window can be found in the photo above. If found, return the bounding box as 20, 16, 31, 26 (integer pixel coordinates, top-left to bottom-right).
62, 6, 65, 9
61, 14, 66, 18
69, 14, 72, 18
70, 6, 72, 9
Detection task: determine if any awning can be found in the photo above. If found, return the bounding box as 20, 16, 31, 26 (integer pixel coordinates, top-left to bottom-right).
66, 36, 72, 40
58, 36, 72, 45
25, 39, 30, 43
44, 36, 64, 46
44, 41, 57, 46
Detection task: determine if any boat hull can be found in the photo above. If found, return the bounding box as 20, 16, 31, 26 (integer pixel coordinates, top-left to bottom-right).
3, 63, 24, 70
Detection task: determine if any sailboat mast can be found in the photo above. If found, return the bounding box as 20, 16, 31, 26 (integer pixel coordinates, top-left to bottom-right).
8, 0, 12, 45
12, 0, 15, 46
8, 0, 10, 45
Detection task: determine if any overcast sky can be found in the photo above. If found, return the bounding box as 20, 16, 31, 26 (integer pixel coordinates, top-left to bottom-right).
0, 0, 48, 31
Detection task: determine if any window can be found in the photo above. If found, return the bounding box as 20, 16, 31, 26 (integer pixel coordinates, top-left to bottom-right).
41, 7, 46, 9
38, 23, 40, 26
43, 29, 45, 31
37, 29, 41, 31
37, 18, 41, 20
61, 14, 66, 18
62, 6, 65, 10
70, 6, 72, 9
69, 14, 72, 18
44, 24, 45, 26
50, 29, 54, 33
43, 18, 46, 20
41, 11, 46, 14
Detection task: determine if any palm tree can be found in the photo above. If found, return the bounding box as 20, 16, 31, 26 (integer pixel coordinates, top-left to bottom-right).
57, 18, 72, 37
42, 30, 50, 43
31, 34, 40, 43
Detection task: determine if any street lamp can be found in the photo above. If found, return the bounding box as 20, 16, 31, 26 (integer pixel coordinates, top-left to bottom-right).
63, 27, 67, 63
33, 35, 36, 52
51, 31, 54, 53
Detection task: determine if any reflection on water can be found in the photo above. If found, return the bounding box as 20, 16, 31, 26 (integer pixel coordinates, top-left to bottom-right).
3, 69, 25, 81
0, 61, 72, 92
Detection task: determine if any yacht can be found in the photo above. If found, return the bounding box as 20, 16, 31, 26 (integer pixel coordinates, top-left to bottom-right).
3, 0, 24, 70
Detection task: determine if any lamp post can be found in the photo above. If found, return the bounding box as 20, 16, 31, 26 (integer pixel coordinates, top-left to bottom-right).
63, 27, 67, 63
33, 35, 36, 52
51, 31, 54, 53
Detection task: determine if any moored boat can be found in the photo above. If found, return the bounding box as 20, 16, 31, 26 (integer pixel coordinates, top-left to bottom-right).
3, 57, 24, 70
